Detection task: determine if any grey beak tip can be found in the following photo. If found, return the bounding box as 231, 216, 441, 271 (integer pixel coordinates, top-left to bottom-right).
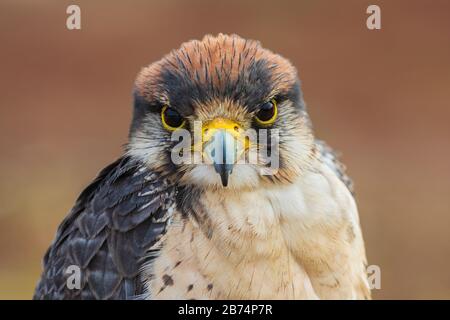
214, 163, 231, 187
220, 172, 229, 187
210, 129, 237, 187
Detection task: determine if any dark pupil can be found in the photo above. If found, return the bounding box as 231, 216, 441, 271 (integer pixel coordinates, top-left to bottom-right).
164, 108, 183, 127
257, 102, 275, 121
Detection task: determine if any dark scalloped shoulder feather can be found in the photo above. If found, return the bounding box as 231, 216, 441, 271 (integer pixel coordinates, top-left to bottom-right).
33, 156, 176, 300
315, 140, 354, 194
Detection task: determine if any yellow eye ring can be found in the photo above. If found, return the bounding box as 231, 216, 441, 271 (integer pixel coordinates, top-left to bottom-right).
161, 105, 186, 131
255, 99, 278, 126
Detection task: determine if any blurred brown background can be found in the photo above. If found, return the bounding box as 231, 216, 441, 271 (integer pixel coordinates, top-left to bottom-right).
1, 0, 449, 299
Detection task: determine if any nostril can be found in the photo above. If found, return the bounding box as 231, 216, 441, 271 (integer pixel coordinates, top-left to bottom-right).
204, 128, 209, 135
234, 126, 239, 132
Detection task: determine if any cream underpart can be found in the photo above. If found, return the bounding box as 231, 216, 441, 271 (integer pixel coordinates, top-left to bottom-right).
143, 159, 369, 299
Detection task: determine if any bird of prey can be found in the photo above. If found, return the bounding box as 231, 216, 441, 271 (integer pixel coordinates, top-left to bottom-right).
34, 34, 370, 300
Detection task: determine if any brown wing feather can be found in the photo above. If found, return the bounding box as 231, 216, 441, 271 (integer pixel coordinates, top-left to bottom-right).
315, 139, 354, 194
33, 156, 176, 300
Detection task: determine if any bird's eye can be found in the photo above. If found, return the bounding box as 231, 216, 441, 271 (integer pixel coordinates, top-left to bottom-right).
255, 99, 278, 126
161, 106, 185, 130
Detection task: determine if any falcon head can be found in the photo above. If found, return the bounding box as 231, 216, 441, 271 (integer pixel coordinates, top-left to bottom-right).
128, 34, 315, 190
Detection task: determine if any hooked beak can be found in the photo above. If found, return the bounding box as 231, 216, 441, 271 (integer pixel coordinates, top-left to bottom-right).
202, 118, 246, 187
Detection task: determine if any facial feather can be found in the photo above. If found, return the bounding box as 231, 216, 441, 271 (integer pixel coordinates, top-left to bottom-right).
128, 34, 314, 189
